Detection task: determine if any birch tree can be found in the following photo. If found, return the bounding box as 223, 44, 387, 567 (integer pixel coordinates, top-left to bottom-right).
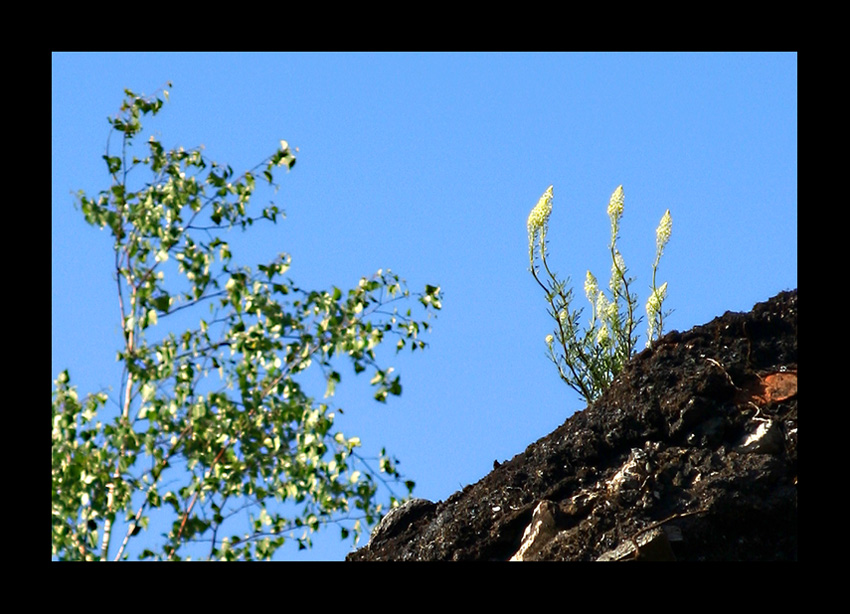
52, 84, 442, 560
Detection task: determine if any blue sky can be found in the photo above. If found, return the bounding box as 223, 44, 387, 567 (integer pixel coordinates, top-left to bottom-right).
52, 52, 797, 560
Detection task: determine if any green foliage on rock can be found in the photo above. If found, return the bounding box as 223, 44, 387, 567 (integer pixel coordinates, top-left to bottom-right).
527, 184, 671, 404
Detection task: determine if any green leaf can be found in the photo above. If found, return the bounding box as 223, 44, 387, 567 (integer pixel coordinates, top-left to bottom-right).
103, 155, 122, 174
388, 377, 402, 396
141, 382, 156, 402
151, 293, 171, 313
191, 401, 206, 419
324, 371, 341, 398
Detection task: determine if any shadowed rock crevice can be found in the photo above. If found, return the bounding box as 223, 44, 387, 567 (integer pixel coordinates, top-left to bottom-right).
347, 290, 797, 561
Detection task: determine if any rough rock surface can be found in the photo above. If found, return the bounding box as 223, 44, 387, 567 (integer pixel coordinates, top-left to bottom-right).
347, 290, 797, 561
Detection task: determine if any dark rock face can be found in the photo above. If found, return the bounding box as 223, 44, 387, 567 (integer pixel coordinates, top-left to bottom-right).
347, 290, 797, 561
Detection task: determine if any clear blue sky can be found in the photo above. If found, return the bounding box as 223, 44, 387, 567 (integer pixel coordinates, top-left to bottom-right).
52, 52, 797, 560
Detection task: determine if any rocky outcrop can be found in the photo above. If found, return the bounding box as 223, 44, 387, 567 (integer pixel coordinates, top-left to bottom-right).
347, 290, 797, 561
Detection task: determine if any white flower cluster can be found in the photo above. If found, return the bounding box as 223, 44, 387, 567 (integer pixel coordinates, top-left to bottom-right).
527, 185, 554, 264
645, 281, 668, 344
656, 209, 672, 257
646, 208, 673, 347
584, 271, 599, 314
607, 185, 625, 237
607, 185, 624, 221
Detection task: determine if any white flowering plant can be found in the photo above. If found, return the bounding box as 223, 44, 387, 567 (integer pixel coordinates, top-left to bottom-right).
528, 184, 672, 404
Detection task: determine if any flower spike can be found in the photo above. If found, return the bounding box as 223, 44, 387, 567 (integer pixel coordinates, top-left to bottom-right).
528, 185, 554, 265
